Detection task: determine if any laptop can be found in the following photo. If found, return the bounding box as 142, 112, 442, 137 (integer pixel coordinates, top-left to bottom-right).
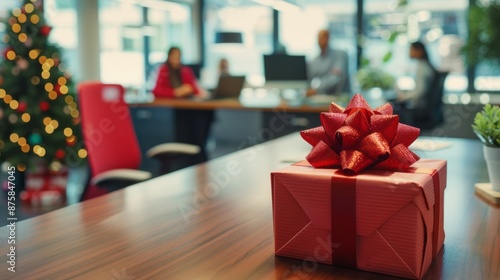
209, 75, 246, 100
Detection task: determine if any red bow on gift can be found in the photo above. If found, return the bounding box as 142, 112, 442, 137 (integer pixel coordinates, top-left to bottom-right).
301, 94, 420, 174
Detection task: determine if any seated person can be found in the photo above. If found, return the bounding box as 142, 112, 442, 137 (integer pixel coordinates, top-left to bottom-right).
152, 47, 213, 168
395, 41, 436, 108
307, 29, 350, 96
152, 47, 207, 99
218, 58, 230, 77
394, 41, 438, 126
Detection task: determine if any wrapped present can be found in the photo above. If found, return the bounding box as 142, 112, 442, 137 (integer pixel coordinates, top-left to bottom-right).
271, 94, 447, 279
20, 163, 67, 207
20, 189, 65, 207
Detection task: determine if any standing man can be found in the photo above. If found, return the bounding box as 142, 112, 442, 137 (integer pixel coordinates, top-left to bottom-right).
306, 29, 350, 96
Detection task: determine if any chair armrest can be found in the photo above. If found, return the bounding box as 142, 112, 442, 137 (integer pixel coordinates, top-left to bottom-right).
146, 143, 200, 158
91, 169, 152, 186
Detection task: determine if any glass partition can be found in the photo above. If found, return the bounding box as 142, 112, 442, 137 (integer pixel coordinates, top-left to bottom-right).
473, 0, 500, 92
98, 0, 144, 87
203, 0, 273, 88
363, 0, 469, 93
279, 0, 358, 91
43, 0, 79, 79
98, 0, 196, 88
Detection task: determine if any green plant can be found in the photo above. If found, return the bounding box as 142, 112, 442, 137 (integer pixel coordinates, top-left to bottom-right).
472, 104, 500, 147
356, 67, 395, 90
462, 2, 500, 66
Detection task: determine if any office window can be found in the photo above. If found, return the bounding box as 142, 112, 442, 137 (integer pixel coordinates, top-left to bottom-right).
203, 0, 273, 88
43, 0, 80, 79
147, 3, 195, 80
0, 1, 21, 50
363, 0, 468, 93
279, 1, 357, 89
148, 5, 195, 64
98, 0, 143, 87
475, 62, 500, 92
473, 0, 500, 92
99, 0, 196, 88
280, 1, 356, 57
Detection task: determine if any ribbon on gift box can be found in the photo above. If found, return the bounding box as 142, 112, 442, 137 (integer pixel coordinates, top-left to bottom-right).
330, 168, 442, 269
407, 167, 443, 258
300, 94, 443, 269
300, 94, 420, 174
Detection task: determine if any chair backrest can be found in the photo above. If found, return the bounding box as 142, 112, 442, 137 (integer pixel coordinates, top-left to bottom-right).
78, 82, 142, 176
428, 71, 448, 123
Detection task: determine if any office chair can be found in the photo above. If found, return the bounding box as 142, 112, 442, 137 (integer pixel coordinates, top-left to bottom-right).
416, 71, 448, 129
77, 82, 200, 194
405, 71, 449, 130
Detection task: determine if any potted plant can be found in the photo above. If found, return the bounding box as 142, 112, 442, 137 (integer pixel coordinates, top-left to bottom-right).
472, 104, 500, 191
356, 66, 395, 94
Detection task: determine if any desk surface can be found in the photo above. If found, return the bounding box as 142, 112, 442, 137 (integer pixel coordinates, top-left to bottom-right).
1, 135, 498, 279
133, 95, 350, 113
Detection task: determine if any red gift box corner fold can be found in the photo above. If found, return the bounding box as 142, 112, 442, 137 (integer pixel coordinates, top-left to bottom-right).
271, 159, 447, 279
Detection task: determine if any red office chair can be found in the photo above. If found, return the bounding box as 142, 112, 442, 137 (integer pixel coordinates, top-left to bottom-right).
77, 82, 200, 194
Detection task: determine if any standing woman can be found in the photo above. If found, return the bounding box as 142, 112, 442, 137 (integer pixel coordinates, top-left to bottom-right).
396, 41, 436, 106
152, 47, 213, 169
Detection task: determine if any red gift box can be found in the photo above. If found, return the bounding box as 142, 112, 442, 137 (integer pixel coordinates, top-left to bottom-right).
21, 167, 67, 207
271, 159, 446, 279
271, 94, 447, 279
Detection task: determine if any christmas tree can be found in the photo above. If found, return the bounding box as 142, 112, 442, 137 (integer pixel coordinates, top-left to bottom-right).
0, 0, 86, 172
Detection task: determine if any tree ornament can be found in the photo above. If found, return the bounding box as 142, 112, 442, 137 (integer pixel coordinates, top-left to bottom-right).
40, 101, 49, 111
54, 83, 61, 95
8, 114, 18, 124
16, 101, 27, 112
24, 37, 32, 47
66, 137, 76, 147
3, 47, 13, 59
49, 161, 62, 172
16, 58, 29, 70
34, 0, 43, 10
39, 25, 52, 37
29, 133, 42, 145
55, 149, 65, 159
11, 67, 20, 76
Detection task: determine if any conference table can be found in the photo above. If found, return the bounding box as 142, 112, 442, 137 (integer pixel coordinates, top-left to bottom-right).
0, 133, 498, 279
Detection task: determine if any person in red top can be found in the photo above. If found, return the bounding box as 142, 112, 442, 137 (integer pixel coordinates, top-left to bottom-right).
152, 47, 213, 170
152, 47, 206, 98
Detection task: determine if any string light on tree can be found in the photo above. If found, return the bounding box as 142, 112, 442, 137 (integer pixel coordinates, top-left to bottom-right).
0, 0, 86, 171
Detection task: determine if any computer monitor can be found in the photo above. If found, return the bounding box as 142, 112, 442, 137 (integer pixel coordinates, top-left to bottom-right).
263, 54, 308, 90
184, 63, 201, 79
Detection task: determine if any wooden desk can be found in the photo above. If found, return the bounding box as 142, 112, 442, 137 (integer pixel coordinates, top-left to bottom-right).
134, 96, 333, 113
131, 96, 339, 154
1, 135, 497, 279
